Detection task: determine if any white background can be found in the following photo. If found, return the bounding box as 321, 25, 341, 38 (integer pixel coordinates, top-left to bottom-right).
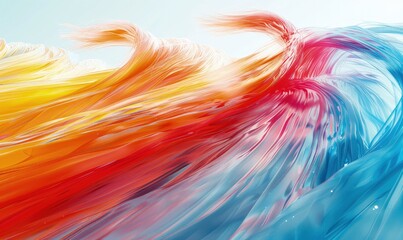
0, 0, 402, 65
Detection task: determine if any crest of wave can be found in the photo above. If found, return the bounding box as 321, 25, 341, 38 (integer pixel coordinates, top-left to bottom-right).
0, 12, 402, 239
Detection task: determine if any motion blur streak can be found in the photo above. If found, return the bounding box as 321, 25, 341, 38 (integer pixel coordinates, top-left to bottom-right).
0, 12, 402, 239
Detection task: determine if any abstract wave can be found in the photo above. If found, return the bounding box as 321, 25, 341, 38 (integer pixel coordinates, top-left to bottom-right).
0, 13, 402, 239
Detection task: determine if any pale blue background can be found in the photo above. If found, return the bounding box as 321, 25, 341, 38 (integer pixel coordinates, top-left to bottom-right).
0, 0, 401, 66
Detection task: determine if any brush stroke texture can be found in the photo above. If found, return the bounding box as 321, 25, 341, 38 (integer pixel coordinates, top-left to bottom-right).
0, 12, 402, 239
